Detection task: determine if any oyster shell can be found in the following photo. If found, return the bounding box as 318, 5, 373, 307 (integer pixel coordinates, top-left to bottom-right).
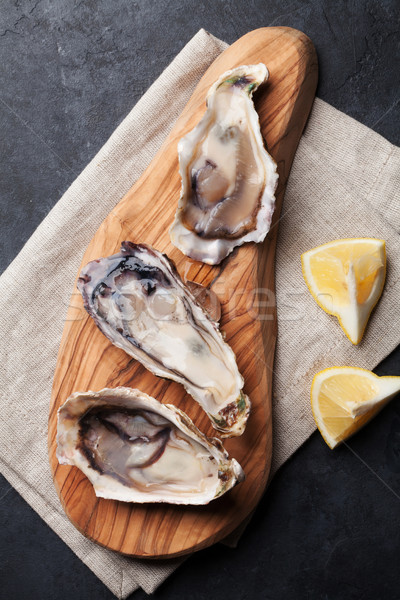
77, 242, 250, 436
56, 387, 244, 505
170, 63, 278, 265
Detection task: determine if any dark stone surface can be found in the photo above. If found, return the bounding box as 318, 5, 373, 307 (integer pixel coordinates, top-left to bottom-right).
0, 1, 399, 599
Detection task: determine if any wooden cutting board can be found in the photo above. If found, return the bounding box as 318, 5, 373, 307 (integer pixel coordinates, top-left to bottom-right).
48, 27, 317, 559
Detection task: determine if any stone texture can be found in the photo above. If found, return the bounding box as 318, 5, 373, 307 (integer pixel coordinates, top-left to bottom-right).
0, 1, 399, 599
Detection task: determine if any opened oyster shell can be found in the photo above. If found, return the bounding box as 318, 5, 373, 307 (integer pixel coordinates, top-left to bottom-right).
77, 242, 250, 436
56, 387, 244, 505
170, 63, 279, 265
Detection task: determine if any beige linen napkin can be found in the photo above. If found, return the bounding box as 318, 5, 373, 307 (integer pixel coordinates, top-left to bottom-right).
0, 29, 399, 599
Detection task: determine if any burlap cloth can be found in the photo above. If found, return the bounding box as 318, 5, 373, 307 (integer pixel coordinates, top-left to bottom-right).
1, 29, 399, 598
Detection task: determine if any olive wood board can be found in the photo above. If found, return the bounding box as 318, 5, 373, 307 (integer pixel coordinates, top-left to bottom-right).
48, 27, 318, 559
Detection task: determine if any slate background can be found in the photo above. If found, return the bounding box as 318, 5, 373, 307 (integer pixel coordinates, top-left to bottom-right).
1, 1, 399, 599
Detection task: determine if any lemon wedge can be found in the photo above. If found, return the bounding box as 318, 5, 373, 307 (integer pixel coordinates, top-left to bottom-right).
301, 238, 386, 344
311, 366, 400, 449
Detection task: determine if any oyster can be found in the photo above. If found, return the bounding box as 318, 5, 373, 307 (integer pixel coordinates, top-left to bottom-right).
56, 387, 244, 505
77, 242, 250, 436
170, 63, 278, 265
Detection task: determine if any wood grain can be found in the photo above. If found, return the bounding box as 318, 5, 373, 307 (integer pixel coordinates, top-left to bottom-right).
48, 27, 318, 558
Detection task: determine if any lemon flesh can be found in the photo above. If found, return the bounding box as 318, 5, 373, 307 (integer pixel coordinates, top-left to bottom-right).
301, 238, 386, 344
311, 367, 400, 449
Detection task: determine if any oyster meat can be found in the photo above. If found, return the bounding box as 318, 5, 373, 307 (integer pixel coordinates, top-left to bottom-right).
77, 242, 250, 436
170, 64, 279, 265
57, 387, 244, 504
